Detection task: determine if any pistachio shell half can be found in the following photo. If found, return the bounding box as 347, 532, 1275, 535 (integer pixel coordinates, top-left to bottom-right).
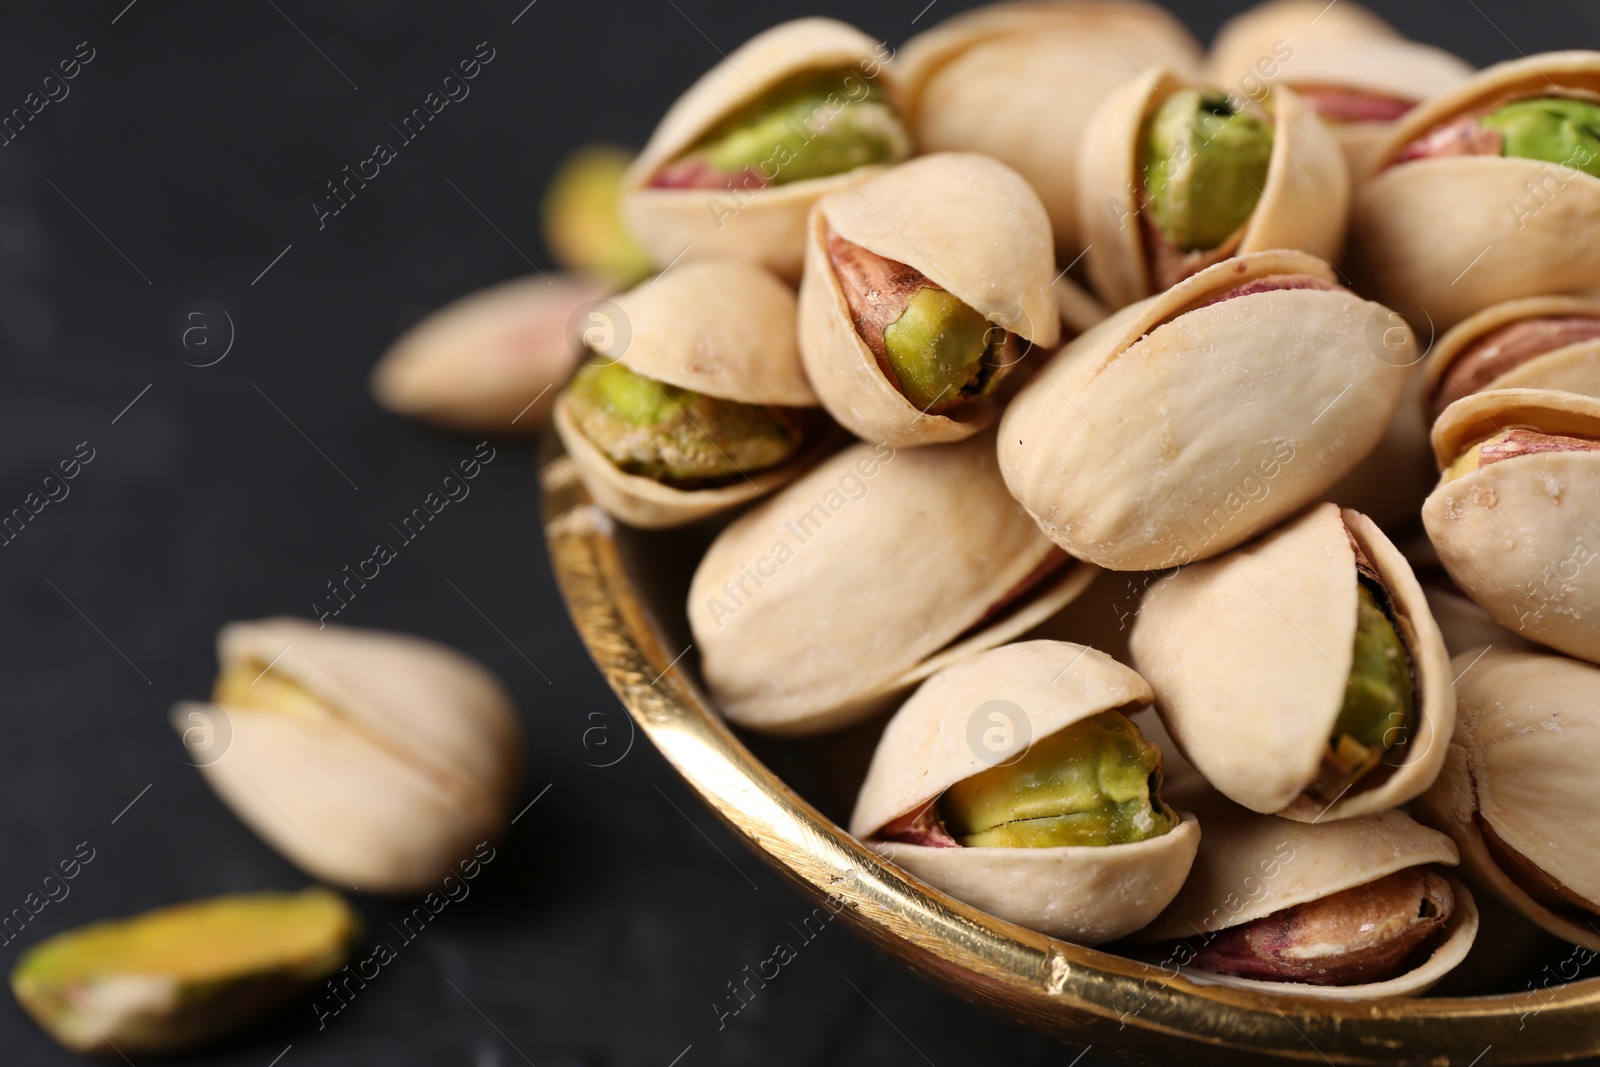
1414, 647, 1600, 950
1423, 296, 1600, 424
851, 641, 1199, 944
621, 19, 907, 281
1129, 503, 1454, 821
12, 888, 356, 1056
998, 249, 1412, 570
798, 152, 1059, 446
688, 430, 1097, 735
1423, 388, 1600, 664
175, 618, 521, 895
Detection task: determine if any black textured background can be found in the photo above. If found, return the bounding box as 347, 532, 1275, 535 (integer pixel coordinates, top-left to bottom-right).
2, 3, 1596, 1065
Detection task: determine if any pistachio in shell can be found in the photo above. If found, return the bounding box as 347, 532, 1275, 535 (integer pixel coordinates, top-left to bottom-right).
851, 641, 1199, 944
541, 144, 654, 288
11, 888, 356, 1056
998, 250, 1412, 571
1423, 296, 1600, 423
174, 618, 521, 895
1414, 647, 1600, 951
1401, 533, 1537, 657
1129, 503, 1454, 822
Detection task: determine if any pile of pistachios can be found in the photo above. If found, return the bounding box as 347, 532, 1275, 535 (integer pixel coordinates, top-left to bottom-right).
363, 0, 1600, 1004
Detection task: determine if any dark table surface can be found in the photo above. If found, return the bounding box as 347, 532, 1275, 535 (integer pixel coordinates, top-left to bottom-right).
4, 2, 1598, 1065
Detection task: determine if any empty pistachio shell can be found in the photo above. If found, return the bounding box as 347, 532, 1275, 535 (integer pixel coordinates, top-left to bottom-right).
621, 19, 908, 281
898, 1, 1201, 256
1353, 52, 1600, 331
851, 641, 1199, 944
541, 144, 654, 288
1423, 296, 1600, 424
688, 430, 1097, 735
1423, 388, 1600, 664
371, 274, 606, 436
12, 888, 355, 1056
1130, 503, 1454, 821
1079, 72, 1347, 307
798, 152, 1060, 446
998, 250, 1412, 570
1137, 789, 1476, 999
174, 618, 521, 895
1414, 647, 1600, 950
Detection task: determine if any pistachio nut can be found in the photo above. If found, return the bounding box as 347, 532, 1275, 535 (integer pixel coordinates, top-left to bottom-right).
798, 153, 1060, 446
998, 250, 1412, 570
370, 274, 607, 436
687, 430, 1097, 735
174, 618, 521, 895
1079, 71, 1347, 307
1353, 52, 1600, 331
1422, 388, 1600, 664
898, 1, 1201, 256
1423, 296, 1600, 424
553, 259, 822, 529
850, 641, 1199, 943
1137, 788, 1476, 998
1401, 534, 1537, 657
12, 888, 356, 1056
1414, 647, 1600, 951
1129, 503, 1454, 821
621, 19, 909, 281
540, 144, 654, 288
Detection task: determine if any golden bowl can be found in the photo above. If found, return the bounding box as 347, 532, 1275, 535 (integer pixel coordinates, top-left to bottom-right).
541, 440, 1600, 1065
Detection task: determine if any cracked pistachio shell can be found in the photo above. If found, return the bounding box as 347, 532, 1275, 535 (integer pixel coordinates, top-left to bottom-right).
1130, 503, 1454, 821
1423, 389, 1600, 664
371, 274, 606, 436
1414, 647, 1600, 950
174, 618, 521, 895
1424, 296, 1600, 417
851, 641, 1199, 944
687, 431, 1097, 736
1138, 788, 1475, 1000
553, 259, 819, 530
621, 19, 902, 281
1352, 53, 1600, 331
998, 250, 1412, 570
11, 889, 356, 1057
1079, 73, 1348, 308
798, 152, 1060, 447
898, 1, 1201, 255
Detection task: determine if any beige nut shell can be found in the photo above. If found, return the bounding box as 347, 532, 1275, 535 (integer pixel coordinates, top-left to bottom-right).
621, 18, 901, 281
1352, 53, 1600, 331
1078, 72, 1349, 309
1423, 388, 1600, 664
1130, 503, 1455, 820
176, 617, 521, 895
998, 250, 1411, 571
851, 641, 1200, 944
798, 152, 1060, 447
1139, 788, 1475, 1000
1206, 0, 1401, 77
1423, 296, 1600, 413
1414, 647, 1600, 951
897, 1, 1201, 255
688, 432, 1096, 736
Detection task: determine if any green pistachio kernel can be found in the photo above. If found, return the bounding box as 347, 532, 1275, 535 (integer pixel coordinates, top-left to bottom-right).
1482, 97, 1600, 179
541, 144, 654, 287
567, 361, 800, 486
939, 712, 1176, 849
881, 287, 1008, 413
1143, 89, 1274, 252
1324, 579, 1415, 788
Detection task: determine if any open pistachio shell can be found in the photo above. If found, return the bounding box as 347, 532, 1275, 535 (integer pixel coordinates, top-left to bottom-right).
1414, 647, 1600, 951
553, 259, 820, 530
621, 19, 903, 281
1423, 388, 1600, 664
1423, 296, 1600, 423
1137, 788, 1476, 999
1352, 52, 1600, 331
797, 152, 1059, 447
851, 641, 1199, 944
175, 618, 521, 895
898, 1, 1201, 256
1079, 72, 1348, 308
999, 250, 1412, 571
1130, 503, 1454, 821
688, 431, 1097, 736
